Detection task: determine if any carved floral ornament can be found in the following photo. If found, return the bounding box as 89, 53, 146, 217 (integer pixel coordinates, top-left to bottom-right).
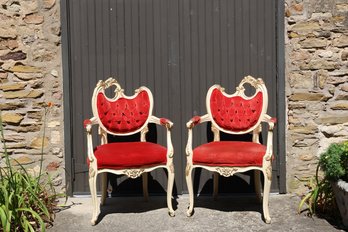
216, 167, 239, 177
123, 169, 145, 179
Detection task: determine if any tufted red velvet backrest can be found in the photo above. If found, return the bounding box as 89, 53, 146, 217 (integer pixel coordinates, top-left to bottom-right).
96, 90, 151, 134
209, 88, 263, 132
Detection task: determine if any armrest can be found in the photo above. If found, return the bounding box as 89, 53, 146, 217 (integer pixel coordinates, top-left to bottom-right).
83, 117, 98, 162
186, 114, 210, 129
262, 114, 276, 161
149, 116, 173, 129
83, 117, 98, 132
160, 117, 174, 129
149, 115, 174, 158
262, 114, 277, 130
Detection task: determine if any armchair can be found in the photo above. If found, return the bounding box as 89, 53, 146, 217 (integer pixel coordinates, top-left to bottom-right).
84, 78, 175, 225
185, 75, 276, 223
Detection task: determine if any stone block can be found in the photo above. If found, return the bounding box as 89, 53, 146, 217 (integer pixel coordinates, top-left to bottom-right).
43, 0, 56, 9
3, 90, 43, 99
341, 84, 348, 92
14, 124, 41, 133
0, 72, 8, 79
23, 13, 44, 25
299, 154, 315, 161
10, 156, 35, 166
9, 65, 41, 73
30, 137, 49, 149
316, 114, 348, 124
336, 3, 348, 12
46, 161, 61, 171
0, 102, 25, 110
333, 35, 348, 47
289, 92, 331, 101
0, 82, 26, 91
0, 28, 16, 39
27, 111, 43, 120
330, 102, 348, 110
288, 72, 313, 89
290, 125, 318, 134
14, 73, 39, 80
290, 21, 320, 32
1, 113, 24, 125
0, 51, 26, 61
335, 93, 348, 101
341, 50, 348, 60
300, 60, 338, 70
300, 38, 327, 48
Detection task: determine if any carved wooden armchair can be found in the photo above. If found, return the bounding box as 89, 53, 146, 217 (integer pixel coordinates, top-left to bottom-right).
185, 76, 276, 223
84, 78, 175, 225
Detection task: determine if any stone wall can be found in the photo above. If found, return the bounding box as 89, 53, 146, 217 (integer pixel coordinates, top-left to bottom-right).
0, 0, 64, 191
285, 0, 348, 194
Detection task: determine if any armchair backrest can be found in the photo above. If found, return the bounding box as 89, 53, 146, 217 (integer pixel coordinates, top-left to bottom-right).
91, 78, 153, 136
207, 76, 268, 134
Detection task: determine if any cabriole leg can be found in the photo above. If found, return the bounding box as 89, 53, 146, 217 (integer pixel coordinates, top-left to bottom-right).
167, 168, 175, 217
262, 170, 272, 224
186, 165, 194, 217
89, 171, 98, 225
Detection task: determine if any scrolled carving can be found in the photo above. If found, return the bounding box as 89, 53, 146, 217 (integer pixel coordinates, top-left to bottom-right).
216, 167, 239, 177
96, 77, 123, 96
89, 166, 96, 178
123, 169, 145, 179
185, 164, 191, 176
169, 163, 175, 173
266, 164, 272, 181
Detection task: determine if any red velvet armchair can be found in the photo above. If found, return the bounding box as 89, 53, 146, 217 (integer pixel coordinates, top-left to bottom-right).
84, 78, 175, 225
185, 76, 276, 223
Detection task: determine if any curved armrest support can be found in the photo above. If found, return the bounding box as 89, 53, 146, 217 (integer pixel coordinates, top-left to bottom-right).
262, 114, 277, 131
262, 114, 277, 162
149, 116, 174, 158
84, 117, 98, 162
186, 114, 211, 159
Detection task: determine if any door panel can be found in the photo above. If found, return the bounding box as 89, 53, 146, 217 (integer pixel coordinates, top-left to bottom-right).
66, 0, 279, 195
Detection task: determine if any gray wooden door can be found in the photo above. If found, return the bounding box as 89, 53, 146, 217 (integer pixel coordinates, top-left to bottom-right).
63, 0, 282, 195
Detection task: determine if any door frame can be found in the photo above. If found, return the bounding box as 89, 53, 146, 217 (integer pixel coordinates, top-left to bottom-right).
60, 0, 286, 196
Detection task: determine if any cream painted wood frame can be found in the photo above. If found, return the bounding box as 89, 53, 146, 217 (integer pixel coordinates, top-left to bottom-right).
84, 78, 175, 225
185, 76, 276, 223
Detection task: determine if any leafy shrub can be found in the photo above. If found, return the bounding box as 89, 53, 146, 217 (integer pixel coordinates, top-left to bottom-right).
299, 141, 348, 220
0, 104, 60, 232
319, 142, 348, 182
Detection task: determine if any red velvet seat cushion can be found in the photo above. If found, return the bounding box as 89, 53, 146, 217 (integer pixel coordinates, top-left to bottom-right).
92, 142, 167, 169
193, 141, 266, 167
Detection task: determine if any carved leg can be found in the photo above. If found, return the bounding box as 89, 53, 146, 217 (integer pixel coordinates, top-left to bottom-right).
254, 170, 262, 203
100, 173, 108, 206
89, 170, 98, 225
167, 168, 175, 217
186, 165, 194, 217
142, 172, 149, 202
262, 169, 272, 224
213, 172, 219, 200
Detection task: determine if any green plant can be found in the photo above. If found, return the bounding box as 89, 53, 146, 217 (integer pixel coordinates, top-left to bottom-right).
319, 142, 348, 182
298, 164, 337, 217
0, 103, 60, 232
298, 141, 348, 219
